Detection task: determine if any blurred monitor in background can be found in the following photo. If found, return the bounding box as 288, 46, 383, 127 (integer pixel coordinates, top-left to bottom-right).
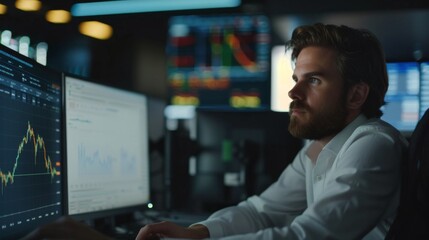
381, 62, 420, 135
271, 45, 294, 112
166, 14, 271, 110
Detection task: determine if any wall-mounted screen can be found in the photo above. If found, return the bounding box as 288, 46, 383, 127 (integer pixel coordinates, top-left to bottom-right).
381, 62, 420, 133
420, 62, 429, 116
166, 14, 271, 109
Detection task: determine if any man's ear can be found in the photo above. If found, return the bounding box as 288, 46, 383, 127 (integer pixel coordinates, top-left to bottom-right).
347, 82, 369, 110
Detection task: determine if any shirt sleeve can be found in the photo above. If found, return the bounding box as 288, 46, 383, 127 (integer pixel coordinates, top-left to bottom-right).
196, 128, 404, 240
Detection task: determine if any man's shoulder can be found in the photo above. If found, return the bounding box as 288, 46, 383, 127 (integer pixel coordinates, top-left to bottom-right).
358, 118, 398, 131
354, 118, 407, 142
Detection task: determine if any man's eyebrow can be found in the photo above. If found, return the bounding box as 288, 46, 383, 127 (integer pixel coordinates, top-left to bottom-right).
292, 71, 325, 80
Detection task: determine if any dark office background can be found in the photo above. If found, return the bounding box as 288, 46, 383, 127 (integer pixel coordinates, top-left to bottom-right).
1, 0, 429, 99
2, 0, 429, 212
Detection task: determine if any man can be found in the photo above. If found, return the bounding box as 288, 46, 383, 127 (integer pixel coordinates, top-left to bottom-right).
23, 23, 407, 240
135, 23, 408, 240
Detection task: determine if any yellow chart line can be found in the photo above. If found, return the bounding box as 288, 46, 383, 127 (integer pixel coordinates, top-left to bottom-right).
0, 121, 58, 194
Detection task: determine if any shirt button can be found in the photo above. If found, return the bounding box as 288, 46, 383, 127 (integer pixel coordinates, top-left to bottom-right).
316, 175, 323, 181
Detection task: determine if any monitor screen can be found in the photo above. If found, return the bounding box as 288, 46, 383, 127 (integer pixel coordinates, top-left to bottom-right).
0, 45, 63, 239
381, 62, 420, 133
420, 62, 429, 116
64, 75, 150, 219
271, 45, 293, 112
166, 14, 271, 109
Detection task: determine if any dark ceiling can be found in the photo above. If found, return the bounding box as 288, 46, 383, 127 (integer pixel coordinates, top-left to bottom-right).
2, 0, 429, 44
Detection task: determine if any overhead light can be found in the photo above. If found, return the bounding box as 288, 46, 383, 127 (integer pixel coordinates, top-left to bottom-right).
46, 10, 72, 24
71, 0, 241, 16
79, 21, 113, 40
0, 4, 7, 14
15, 0, 41, 12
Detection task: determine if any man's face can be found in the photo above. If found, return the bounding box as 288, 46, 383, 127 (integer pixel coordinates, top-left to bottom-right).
288, 46, 348, 140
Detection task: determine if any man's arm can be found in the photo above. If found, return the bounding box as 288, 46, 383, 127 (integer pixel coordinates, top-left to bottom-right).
135, 147, 309, 240
196, 128, 405, 239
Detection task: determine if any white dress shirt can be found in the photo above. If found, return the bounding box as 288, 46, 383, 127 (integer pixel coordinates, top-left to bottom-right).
196, 115, 408, 240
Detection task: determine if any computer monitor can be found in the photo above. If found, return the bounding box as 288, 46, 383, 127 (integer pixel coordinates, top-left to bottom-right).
64, 75, 150, 220
420, 62, 429, 116
0, 45, 63, 239
381, 62, 420, 134
166, 14, 271, 109
271, 45, 293, 112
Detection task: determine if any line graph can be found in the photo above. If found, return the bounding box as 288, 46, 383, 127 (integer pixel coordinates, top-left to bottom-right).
0, 115, 62, 238
224, 32, 257, 72
120, 148, 137, 175
0, 121, 60, 194
77, 144, 115, 176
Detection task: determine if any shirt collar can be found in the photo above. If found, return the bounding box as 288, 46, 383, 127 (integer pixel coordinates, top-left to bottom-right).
322, 114, 368, 154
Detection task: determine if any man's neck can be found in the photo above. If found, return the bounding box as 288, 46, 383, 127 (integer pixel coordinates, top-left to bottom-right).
306, 136, 334, 164
305, 112, 361, 164
306, 141, 324, 164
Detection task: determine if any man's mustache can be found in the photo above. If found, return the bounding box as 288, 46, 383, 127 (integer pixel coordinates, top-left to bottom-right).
289, 101, 309, 111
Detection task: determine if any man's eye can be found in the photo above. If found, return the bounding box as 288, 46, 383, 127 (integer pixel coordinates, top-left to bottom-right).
309, 78, 320, 84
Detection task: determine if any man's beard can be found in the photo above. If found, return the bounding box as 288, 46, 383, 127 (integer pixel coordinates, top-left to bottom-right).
288, 99, 348, 140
